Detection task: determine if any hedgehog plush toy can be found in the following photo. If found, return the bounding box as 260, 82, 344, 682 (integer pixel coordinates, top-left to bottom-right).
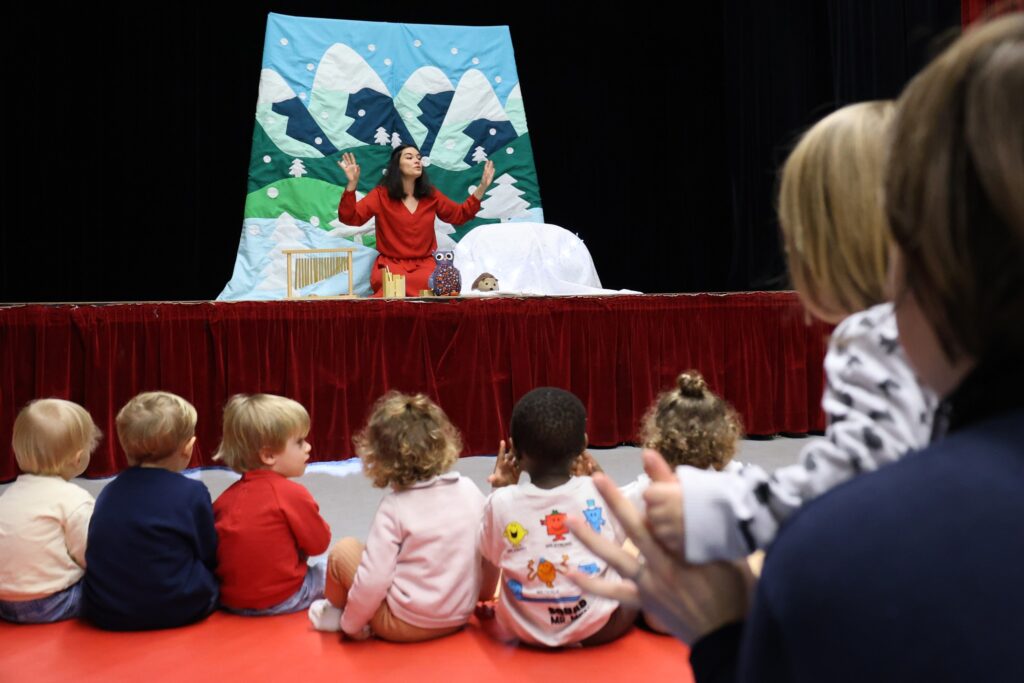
471, 272, 499, 292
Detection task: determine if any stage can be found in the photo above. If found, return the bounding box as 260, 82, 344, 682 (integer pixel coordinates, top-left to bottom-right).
0, 293, 830, 481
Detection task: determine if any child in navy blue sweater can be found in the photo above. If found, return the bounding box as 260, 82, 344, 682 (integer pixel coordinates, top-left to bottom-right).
83, 391, 218, 630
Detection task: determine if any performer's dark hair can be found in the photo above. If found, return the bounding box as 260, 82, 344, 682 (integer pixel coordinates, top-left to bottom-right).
380, 144, 435, 200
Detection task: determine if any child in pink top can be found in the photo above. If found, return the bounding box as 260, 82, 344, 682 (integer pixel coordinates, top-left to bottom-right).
308, 392, 498, 641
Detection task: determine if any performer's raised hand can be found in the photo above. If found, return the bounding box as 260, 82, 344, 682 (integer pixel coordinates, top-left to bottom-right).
473, 160, 495, 199
339, 152, 361, 191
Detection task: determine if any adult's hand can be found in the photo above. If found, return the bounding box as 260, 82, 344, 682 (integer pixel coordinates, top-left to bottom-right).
473, 160, 495, 199
567, 452, 754, 645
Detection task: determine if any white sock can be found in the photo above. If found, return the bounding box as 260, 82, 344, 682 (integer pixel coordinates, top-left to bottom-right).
308, 598, 343, 632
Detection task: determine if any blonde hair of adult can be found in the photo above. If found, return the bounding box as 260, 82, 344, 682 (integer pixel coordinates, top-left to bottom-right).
354, 392, 462, 489
214, 394, 310, 473
639, 371, 743, 471
12, 399, 101, 476
779, 100, 896, 322
116, 391, 197, 466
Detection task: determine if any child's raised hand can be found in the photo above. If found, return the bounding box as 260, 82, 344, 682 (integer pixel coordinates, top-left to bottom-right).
640, 449, 687, 559
571, 450, 603, 477
487, 439, 521, 488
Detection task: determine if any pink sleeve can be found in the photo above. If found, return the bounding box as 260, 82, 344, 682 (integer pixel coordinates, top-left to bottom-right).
434, 191, 481, 226
341, 495, 402, 635
338, 186, 382, 226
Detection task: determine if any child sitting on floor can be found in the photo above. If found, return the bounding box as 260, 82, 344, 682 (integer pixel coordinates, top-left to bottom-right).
83, 391, 219, 631
0, 399, 101, 623
308, 392, 494, 642
620, 369, 742, 508
213, 394, 331, 615
481, 387, 636, 647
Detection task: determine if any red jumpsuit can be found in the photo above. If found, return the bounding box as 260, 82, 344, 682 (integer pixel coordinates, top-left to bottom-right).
338, 186, 481, 297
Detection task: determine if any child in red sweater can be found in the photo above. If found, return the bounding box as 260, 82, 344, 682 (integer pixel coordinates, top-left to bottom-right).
212, 394, 331, 614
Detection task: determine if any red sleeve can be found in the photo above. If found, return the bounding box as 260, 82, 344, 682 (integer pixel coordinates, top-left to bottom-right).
434, 191, 481, 226
275, 480, 331, 557
338, 186, 382, 226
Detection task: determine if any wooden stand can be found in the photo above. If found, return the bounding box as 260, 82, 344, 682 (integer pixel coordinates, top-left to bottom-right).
283, 248, 357, 299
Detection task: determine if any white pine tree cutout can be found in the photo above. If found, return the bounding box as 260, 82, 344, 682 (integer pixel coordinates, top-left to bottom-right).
288, 158, 307, 178
390, 131, 402, 148
472, 146, 488, 163
478, 173, 530, 222
374, 127, 390, 145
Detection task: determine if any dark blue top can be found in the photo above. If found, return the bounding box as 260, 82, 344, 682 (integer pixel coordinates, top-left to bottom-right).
83, 467, 218, 631
732, 406, 1024, 682
692, 358, 1024, 683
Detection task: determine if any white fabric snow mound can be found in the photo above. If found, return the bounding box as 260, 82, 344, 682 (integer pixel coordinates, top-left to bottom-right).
454, 222, 638, 296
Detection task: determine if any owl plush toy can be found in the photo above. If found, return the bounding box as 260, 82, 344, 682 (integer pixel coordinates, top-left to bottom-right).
428, 249, 461, 296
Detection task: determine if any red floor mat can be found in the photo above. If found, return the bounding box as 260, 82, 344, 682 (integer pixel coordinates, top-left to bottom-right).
0, 612, 694, 683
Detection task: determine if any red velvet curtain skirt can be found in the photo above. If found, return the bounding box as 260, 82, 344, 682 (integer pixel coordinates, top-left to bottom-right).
0, 294, 830, 480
